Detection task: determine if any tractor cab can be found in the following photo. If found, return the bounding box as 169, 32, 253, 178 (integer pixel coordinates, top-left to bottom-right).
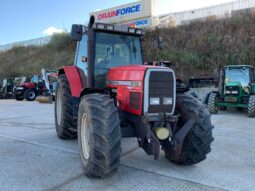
72, 20, 144, 88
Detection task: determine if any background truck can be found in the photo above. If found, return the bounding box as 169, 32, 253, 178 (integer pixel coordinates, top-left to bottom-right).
207, 65, 255, 117
54, 16, 214, 178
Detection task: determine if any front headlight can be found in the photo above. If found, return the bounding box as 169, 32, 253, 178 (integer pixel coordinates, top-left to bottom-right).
17, 87, 24, 90
231, 91, 238, 94
244, 87, 249, 94
150, 98, 160, 105
163, 97, 173, 105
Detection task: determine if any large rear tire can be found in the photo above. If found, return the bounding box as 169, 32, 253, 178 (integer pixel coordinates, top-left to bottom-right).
78, 93, 121, 178
248, 95, 255, 118
54, 74, 77, 139
164, 94, 214, 165
208, 93, 219, 114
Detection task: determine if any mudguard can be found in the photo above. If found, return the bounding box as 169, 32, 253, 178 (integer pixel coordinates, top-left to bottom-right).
58, 66, 83, 97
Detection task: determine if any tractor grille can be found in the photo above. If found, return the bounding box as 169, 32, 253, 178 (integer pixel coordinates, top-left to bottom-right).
225, 86, 239, 95
147, 71, 175, 114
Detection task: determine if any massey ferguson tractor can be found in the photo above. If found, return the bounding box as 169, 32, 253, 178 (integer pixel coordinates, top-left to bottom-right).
54, 16, 214, 178
207, 65, 255, 117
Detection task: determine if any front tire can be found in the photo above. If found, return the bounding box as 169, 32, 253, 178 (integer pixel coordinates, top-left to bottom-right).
164, 94, 214, 165
24, 89, 37, 101
248, 95, 255, 118
14, 91, 24, 101
208, 93, 219, 114
78, 93, 121, 178
54, 74, 77, 139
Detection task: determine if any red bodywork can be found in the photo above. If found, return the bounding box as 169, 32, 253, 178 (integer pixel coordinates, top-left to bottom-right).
59, 66, 83, 97
21, 82, 37, 89
61, 65, 161, 116
107, 65, 156, 116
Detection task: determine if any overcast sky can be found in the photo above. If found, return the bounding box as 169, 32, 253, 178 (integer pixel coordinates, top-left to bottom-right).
0, 0, 235, 45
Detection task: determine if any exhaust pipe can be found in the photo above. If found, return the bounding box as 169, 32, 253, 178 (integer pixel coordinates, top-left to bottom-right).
87, 15, 95, 88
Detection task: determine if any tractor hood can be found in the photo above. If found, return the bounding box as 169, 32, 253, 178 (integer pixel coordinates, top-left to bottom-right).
19, 82, 36, 89
107, 65, 168, 82
106, 64, 176, 116
225, 81, 241, 87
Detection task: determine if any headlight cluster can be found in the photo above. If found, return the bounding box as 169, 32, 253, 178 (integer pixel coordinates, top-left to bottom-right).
96, 23, 114, 30
150, 97, 173, 105
231, 91, 238, 94
150, 98, 160, 105
95, 23, 144, 34
225, 90, 238, 94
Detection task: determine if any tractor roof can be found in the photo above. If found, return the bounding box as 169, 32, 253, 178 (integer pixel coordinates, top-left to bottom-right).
224, 65, 254, 69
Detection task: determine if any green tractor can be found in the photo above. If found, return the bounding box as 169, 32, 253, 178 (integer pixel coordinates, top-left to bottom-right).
0, 78, 15, 99
207, 65, 255, 117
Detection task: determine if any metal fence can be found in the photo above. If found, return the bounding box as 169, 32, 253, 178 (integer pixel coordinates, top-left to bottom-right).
160, 0, 255, 25
0, 36, 51, 52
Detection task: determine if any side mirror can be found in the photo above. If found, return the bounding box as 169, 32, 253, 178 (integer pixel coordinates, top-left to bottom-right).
71, 24, 84, 41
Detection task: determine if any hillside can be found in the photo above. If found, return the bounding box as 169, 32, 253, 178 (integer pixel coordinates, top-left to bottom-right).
142, 14, 255, 79
0, 34, 76, 80
0, 14, 254, 81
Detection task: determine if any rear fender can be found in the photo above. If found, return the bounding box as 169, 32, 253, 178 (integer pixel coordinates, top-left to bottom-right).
58, 66, 83, 97
58, 66, 83, 120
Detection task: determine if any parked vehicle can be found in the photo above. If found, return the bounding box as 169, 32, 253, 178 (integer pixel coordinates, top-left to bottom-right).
14, 75, 45, 101
0, 78, 15, 99
36, 69, 58, 103
207, 65, 255, 117
54, 16, 214, 178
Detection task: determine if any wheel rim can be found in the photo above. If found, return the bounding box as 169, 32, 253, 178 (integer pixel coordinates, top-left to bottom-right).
28, 91, 36, 99
81, 113, 90, 160
56, 89, 62, 126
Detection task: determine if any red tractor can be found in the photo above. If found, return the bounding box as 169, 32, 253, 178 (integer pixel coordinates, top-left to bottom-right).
55, 16, 214, 178
14, 75, 45, 101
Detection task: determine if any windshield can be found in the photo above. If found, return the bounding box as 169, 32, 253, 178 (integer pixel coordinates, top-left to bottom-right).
94, 32, 143, 87
225, 68, 250, 86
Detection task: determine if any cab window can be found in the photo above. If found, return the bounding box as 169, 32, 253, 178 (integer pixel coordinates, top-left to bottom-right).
76, 34, 88, 75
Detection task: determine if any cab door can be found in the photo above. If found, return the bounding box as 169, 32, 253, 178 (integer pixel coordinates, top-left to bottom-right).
75, 34, 88, 88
